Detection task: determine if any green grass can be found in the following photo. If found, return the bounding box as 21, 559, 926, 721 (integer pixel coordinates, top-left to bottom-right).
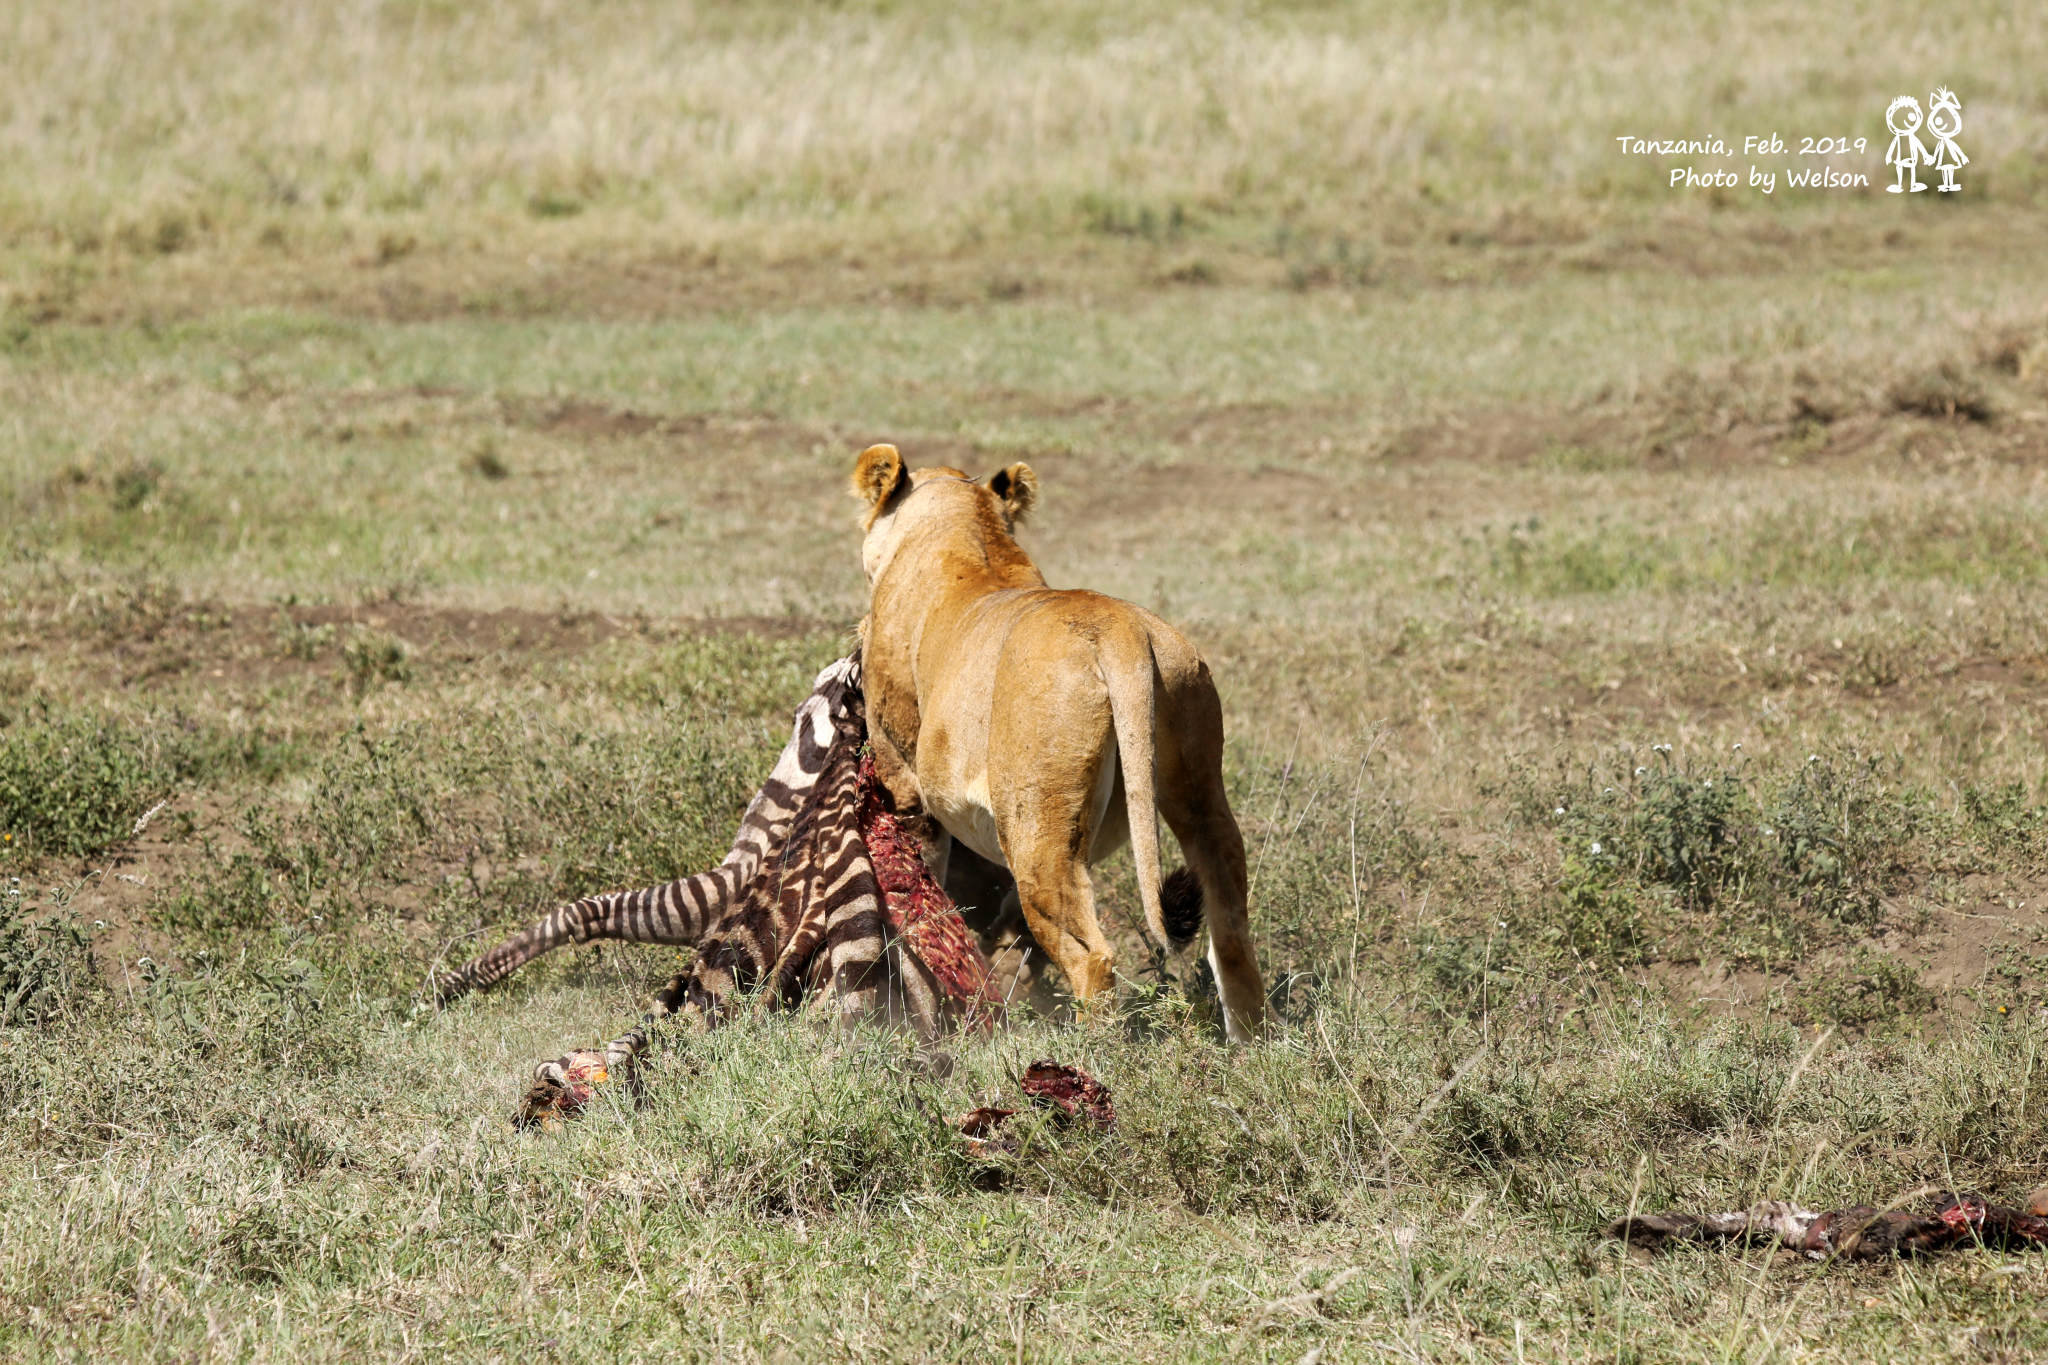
7, 253, 2048, 620
13, 589, 2048, 1356
10, 970, 2048, 1358
0, 711, 167, 861
6, 0, 2048, 1358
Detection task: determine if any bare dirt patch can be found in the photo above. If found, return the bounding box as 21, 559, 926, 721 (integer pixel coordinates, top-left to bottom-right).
1379, 410, 1633, 468
20, 205, 2045, 333
6, 599, 837, 698
1381, 406, 2048, 474
1031, 455, 1336, 526
1650, 874, 2048, 1031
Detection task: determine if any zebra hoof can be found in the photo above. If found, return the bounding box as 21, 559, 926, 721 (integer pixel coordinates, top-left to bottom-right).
515, 1049, 641, 1129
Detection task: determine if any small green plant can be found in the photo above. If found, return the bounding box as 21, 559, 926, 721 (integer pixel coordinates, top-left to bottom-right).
156, 853, 285, 941
1078, 194, 1186, 240
1480, 516, 1672, 596
151, 213, 191, 255
1889, 360, 1996, 422
1961, 781, 2045, 852
1534, 745, 1935, 961
0, 711, 166, 860
1844, 637, 1906, 690
1412, 925, 1518, 1012
1534, 443, 1636, 474
1793, 946, 1935, 1027
526, 192, 584, 219
0, 885, 98, 1025
1551, 851, 1647, 964
110, 459, 163, 511
342, 629, 412, 687
1634, 760, 1747, 901
463, 439, 510, 480
1553, 749, 1750, 911
273, 616, 336, 660
1274, 227, 1374, 289
1765, 749, 1925, 922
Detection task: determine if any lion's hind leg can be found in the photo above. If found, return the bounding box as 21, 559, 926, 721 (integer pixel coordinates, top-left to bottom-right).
1154, 692, 1267, 1041
1165, 806, 1265, 1042
1007, 860, 1115, 1008
995, 780, 1118, 1010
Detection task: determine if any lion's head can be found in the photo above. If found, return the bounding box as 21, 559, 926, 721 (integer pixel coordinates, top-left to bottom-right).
849, 443, 1038, 584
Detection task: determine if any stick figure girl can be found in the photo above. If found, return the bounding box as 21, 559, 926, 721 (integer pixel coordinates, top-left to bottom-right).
1885, 95, 1930, 193
1927, 87, 1967, 192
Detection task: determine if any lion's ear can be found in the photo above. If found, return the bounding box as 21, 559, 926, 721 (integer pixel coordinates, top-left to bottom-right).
988, 462, 1038, 524
851, 444, 909, 517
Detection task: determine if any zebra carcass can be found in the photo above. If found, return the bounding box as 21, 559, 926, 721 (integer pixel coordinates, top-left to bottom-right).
431, 654, 1043, 1126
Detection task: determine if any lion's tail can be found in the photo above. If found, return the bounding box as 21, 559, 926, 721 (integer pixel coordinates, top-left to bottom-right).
1103, 623, 1201, 954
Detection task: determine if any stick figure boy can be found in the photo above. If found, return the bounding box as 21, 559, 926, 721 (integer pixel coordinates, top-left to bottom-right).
1885, 95, 1931, 193
1927, 87, 1967, 193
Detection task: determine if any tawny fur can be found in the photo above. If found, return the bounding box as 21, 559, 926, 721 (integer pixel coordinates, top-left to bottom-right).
847, 443, 1267, 1040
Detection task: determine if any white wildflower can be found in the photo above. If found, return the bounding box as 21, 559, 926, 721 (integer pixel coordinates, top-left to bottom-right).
132, 798, 171, 836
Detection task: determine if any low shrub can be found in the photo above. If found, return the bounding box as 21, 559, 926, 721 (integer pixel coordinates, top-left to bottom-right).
0, 710, 169, 860
0, 885, 98, 1026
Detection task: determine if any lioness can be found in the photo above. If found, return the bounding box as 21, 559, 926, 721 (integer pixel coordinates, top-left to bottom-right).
850, 444, 1267, 1041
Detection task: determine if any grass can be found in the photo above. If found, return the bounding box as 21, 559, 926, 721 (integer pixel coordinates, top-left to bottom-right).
3, 0, 2044, 260
5, 0, 2048, 1358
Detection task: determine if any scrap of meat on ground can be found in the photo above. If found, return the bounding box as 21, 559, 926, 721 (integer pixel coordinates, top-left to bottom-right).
1609, 1191, 2048, 1260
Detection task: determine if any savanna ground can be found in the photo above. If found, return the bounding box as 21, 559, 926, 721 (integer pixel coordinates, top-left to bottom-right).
5, 0, 2048, 1359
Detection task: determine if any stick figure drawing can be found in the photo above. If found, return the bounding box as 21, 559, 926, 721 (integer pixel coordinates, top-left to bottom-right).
1885, 95, 1931, 194
1927, 87, 1967, 193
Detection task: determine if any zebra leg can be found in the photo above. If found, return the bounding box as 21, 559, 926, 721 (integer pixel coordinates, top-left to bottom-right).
440, 655, 860, 1006
495, 652, 869, 1123
516, 972, 696, 1128
435, 870, 737, 1003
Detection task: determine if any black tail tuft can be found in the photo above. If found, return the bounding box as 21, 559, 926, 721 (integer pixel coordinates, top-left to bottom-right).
1161, 867, 1204, 947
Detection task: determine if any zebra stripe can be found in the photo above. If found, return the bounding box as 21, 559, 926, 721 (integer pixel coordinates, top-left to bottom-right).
474, 652, 1001, 1127
433, 656, 860, 1003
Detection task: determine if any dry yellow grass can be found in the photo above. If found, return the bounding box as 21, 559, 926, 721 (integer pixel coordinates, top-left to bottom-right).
2, 0, 2043, 270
